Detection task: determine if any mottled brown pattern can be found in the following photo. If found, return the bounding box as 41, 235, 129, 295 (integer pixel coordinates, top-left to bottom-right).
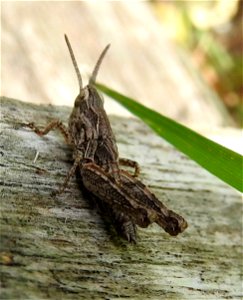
23, 35, 187, 242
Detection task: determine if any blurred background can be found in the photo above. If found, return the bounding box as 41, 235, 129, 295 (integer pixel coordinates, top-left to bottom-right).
152, 0, 242, 127
1, 1, 242, 132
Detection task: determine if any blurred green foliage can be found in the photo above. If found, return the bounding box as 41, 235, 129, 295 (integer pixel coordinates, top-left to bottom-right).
97, 83, 243, 192
152, 0, 242, 126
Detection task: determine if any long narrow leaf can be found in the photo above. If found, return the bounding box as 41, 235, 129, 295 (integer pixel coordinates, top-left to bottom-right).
96, 83, 242, 192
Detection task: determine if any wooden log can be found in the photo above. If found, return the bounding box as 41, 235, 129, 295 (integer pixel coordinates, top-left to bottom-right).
0, 97, 241, 299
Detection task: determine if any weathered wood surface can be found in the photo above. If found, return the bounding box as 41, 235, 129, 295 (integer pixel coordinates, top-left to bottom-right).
1, 1, 234, 128
0, 97, 242, 300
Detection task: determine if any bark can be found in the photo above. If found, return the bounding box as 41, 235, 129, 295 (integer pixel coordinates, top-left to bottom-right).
0, 97, 242, 300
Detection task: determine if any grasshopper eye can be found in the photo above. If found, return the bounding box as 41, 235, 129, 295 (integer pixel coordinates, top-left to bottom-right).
74, 88, 89, 107
74, 96, 80, 107
84, 88, 89, 100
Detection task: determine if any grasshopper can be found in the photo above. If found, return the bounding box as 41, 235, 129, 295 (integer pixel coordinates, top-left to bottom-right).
23, 35, 187, 242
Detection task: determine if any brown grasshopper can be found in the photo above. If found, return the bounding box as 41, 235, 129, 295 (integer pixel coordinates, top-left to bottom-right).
23, 35, 187, 242
24, 35, 139, 241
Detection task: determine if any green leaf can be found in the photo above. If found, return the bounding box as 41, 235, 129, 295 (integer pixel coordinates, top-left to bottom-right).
96, 83, 243, 192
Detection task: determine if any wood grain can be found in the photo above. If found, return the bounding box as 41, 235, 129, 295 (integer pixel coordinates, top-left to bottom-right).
0, 97, 241, 299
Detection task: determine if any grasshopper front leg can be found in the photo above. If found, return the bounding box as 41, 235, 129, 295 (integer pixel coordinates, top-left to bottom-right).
22, 120, 84, 195
22, 119, 72, 144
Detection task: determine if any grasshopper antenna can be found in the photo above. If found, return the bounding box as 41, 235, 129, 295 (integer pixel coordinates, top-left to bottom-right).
64, 34, 83, 92
89, 44, 110, 85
